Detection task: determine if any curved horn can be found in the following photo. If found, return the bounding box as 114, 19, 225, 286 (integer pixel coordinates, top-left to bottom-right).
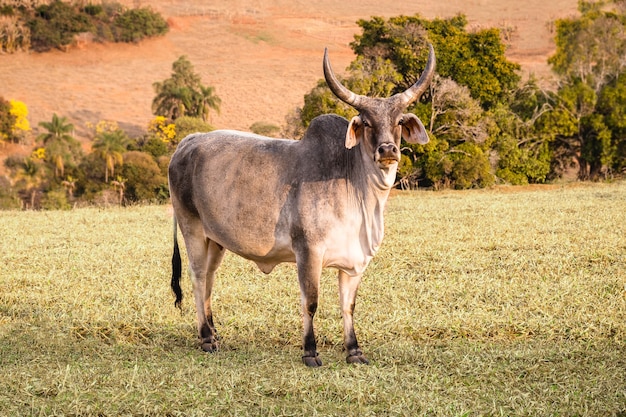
323, 48, 367, 110
398, 43, 436, 107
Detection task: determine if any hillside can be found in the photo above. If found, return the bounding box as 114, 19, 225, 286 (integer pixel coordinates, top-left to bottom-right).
0, 0, 578, 150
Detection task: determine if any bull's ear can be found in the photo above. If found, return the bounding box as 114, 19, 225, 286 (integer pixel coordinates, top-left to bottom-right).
346, 116, 363, 149
401, 113, 429, 145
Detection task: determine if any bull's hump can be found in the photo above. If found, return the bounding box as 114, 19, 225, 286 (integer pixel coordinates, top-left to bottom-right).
301, 114, 348, 144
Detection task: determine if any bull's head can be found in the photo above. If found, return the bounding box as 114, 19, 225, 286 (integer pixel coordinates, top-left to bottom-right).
323, 44, 436, 170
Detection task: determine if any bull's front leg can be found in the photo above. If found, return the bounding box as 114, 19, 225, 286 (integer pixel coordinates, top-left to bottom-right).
338, 270, 369, 364
295, 250, 323, 367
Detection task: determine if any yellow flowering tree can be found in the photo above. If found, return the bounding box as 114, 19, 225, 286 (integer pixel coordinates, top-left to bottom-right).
10, 100, 30, 132
148, 116, 176, 143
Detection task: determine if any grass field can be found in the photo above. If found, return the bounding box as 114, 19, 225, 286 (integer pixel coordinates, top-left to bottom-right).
1, 182, 625, 416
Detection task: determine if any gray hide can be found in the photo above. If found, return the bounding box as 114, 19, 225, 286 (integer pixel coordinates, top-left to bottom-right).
169, 44, 435, 367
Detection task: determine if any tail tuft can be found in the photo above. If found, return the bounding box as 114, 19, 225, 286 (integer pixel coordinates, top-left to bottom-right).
171, 217, 183, 310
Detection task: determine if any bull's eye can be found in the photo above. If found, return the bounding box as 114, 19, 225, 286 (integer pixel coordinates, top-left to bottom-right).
362, 119, 370, 128
398, 118, 405, 126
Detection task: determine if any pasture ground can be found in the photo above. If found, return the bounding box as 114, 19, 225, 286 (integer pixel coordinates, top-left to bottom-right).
1, 182, 625, 416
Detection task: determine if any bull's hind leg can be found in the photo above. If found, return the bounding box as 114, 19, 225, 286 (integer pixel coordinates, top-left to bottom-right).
202, 240, 225, 350
184, 227, 224, 352
338, 270, 369, 364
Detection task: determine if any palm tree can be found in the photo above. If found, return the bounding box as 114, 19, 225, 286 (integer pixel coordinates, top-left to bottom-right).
38, 114, 80, 179
195, 85, 221, 122
38, 113, 74, 145
152, 55, 220, 121
152, 81, 192, 120
92, 129, 131, 183
13, 157, 43, 209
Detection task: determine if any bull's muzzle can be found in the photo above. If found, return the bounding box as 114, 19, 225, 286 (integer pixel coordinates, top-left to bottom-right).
376, 143, 400, 167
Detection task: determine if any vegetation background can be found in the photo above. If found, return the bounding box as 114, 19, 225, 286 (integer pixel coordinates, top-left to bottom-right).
4, 0, 626, 207
1, 183, 624, 415
0, 0, 577, 137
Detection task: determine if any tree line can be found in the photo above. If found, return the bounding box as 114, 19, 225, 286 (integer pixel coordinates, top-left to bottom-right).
2, 1, 626, 209
0, 56, 217, 209
296, 1, 626, 188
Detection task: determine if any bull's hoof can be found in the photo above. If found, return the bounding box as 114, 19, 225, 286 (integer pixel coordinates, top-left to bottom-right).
200, 339, 219, 353
346, 354, 369, 364
302, 353, 322, 367
346, 349, 369, 365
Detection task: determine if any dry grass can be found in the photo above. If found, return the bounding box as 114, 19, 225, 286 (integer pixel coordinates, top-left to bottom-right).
1, 182, 625, 416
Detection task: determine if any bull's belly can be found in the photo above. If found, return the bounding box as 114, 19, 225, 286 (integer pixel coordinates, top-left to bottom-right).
208, 227, 374, 277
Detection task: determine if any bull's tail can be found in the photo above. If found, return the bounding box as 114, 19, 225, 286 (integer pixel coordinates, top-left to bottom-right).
171, 215, 183, 310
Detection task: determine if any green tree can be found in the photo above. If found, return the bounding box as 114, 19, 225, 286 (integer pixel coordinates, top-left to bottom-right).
152, 56, 221, 121
37, 113, 81, 179
406, 75, 495, 189
5, 155, 44, 209
351, 14, 521, 109
491, 77, 555, 184
92, 129, 131, 183
0, 96, 16, 142
548, 0, 626, 179
194, 85, 221, 122
298, 13, 521, 189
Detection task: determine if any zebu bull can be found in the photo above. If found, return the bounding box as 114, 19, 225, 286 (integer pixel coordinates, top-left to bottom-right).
169, 45, 435, 367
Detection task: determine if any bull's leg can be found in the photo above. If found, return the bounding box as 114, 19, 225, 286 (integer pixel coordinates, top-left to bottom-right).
296, 250, 323, 367
184, 229, 221, 352
201, 240, 225, 351
338, 270, 369, 364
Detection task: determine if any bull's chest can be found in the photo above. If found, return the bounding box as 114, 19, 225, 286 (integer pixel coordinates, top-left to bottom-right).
322, 199, 386, 277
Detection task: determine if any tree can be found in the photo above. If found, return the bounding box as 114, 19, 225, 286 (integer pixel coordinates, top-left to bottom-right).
404, 75, 495, 189
490, 77, 555, 184
297, 13, 522, 189
195, 85, 221, 122
547, 0, 626, 179
110, 176, 126, 206
38, 113, 74, 145
37, 113, 81, 179
152, 56, 221, 121
5, 155, 44, 209
0, 96, 16, 142
9, 100, 31, 143
92, 129, 131, 183
351, 14, 521, 109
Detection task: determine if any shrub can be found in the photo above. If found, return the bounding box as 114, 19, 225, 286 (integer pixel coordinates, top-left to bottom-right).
141, 135, 169, 158
0, 176, 20, 209
112, 7, 168, 43
173, 116, 213, 142
41, 188, 71, 210
120, 151, 168, 202
82, 4, 103, 17
250, 121, 281, 137
27, 0, 94, 51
